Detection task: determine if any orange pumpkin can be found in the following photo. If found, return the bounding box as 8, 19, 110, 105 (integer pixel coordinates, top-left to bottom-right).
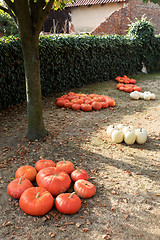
55, 192, 81, 214
36, 167, 71, 196
92, 101, 102, 111
64, 101, 73, 108
101, 101, 109, 108
72, 103, 81, 111
7, 177, 33, 199
56, 100, 65, 107
109, 98, 116, 107
68, 92, 75, 96
35, 159, 56, 172
15, 165, 37, 182
19, 187, 54, 216
76, 99, 84, 105
129, 79, 136, 84
56, 159, 74, 174
74, 179, 96, 198
81, 104, 92, 112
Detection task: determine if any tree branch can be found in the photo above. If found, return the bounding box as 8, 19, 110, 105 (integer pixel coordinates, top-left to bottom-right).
30, 0, 46, 24
0, 6, 10, 14
36, 0, 46, 9
4, 0, 15, 12
0, 4, 17, 25
35, 0, 54, 35
29, 0, 36, 11
29, 0, 36, 22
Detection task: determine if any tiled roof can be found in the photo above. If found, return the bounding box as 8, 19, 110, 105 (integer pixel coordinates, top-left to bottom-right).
67, 0, 126, 7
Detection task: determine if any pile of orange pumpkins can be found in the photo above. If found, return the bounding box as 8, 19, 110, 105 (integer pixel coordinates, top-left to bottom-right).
56, 92, 116, 111
7, 159, 96, 216
115, 75, 141, 93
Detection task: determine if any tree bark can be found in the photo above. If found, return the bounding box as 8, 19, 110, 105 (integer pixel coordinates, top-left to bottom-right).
3, 0, 56, 140
21, 34, 48, 140
14, 0, 48, 141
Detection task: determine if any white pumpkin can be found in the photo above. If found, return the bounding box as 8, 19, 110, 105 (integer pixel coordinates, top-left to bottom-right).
135, 128, 147, 144
122, 126, 135, 134
143, 93, 151, 101
139, 92, 144, 99
111, 129, 124, 143
124, 130, 136, 145
117, 124, 124, 130
150, 93, 156, 100
107, 125, 117, 138
130, 91, 140, 100
135, 128, 147, 135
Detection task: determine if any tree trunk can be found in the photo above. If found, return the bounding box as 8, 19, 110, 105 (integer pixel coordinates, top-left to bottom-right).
8, 0, 51, 140
19, 31, 48, 140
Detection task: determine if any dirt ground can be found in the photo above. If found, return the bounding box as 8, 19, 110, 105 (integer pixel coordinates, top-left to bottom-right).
0, 73, 160, 240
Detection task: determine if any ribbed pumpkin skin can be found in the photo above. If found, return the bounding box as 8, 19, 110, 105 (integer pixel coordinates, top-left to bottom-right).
74, 180, 96, 199
71, 169, 89, 182
15, 165, 37, 182
55, 193, 81, 214
56, 160, 74, 174
35, 159, 56, 172
36, 167, 71, 196
7, 177, 33, 199
19, 187, 54, 216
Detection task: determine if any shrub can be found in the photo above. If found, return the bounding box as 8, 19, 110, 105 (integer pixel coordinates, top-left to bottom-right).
127, 16, 160, 71
127, 15, 154, 42
0, 10, 18, 36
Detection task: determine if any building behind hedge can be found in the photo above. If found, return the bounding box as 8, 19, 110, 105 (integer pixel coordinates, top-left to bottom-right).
46, 0, 160, 35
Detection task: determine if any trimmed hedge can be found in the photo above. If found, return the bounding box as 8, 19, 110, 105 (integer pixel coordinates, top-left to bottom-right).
39, 34, 142, 94
0, 34, 160, 109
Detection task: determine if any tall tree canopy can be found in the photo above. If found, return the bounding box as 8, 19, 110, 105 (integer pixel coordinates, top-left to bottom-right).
0, 0, 71, 141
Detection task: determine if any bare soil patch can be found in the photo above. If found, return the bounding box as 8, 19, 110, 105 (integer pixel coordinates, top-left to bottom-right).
0, 73, 160, 240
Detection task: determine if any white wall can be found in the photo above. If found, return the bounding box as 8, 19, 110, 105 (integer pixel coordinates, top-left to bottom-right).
69, 2, 125, 33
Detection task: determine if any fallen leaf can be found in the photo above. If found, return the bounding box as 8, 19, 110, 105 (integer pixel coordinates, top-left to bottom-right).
123, 214, 129, 220
75, 222, 81, 228
86, 219, 91, 225
83, 228, 88, 233
42, 216, 47, 222
49, 210, 61, 221
49, 232, 56, 238
2, 220, 11, 226
155, 194, 160, 197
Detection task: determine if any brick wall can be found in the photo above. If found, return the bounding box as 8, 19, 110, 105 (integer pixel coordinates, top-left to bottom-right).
91, 0, 160, 35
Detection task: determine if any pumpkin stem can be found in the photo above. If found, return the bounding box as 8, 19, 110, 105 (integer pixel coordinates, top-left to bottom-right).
76, 167, 81, 172
36, 192, 40, 198
62, 158, 66, 164
68, 192, 76, 199
18, 176, 23, 185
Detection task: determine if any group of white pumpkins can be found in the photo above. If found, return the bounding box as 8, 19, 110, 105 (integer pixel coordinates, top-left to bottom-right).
130, 91, 156, 101
107, 124, 148, 145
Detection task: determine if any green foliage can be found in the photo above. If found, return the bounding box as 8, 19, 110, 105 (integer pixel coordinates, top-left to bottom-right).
0, 30, 160, 109
127, 16, 154, 42
0, 10, 18, 36
39, 34, 142, 95
142, 0, 160, 5
127, 16, 159, 72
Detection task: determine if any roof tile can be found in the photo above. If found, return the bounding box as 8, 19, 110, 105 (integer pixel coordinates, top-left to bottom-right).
67, 0, 126, 7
